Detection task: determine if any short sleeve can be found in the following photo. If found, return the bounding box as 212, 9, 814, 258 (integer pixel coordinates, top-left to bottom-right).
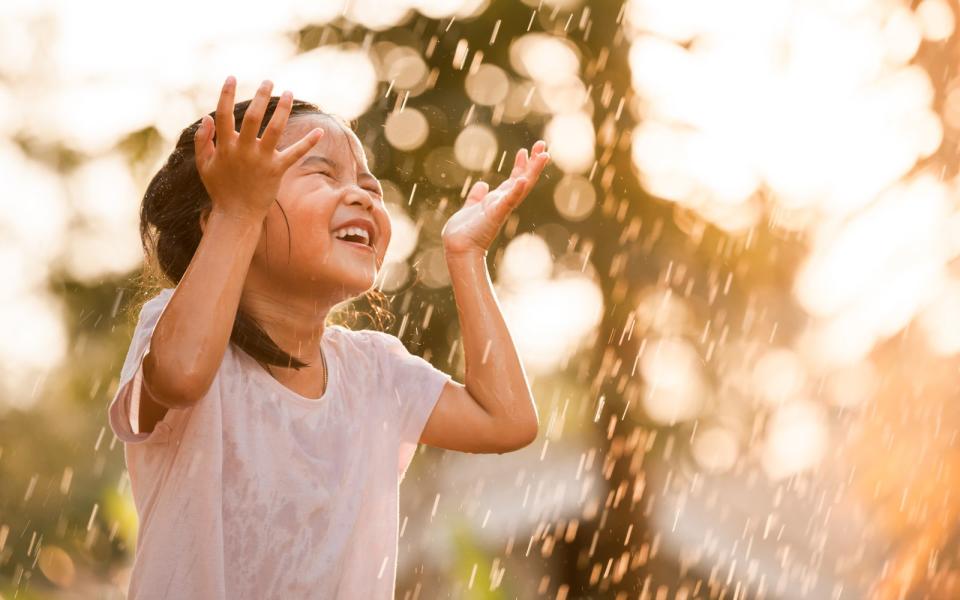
107, 288, 177, 445
365, 331, 452, 480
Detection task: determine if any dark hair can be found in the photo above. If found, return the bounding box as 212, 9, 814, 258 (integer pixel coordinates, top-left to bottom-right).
137, 94, 394, 370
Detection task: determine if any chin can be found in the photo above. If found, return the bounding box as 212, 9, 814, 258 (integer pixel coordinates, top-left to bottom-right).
330, 270, 378, 298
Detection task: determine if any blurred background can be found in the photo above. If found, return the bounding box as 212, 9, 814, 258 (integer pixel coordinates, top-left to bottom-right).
2, 0, 960, 597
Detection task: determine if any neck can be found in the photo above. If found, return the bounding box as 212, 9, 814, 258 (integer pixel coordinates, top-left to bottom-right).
239, 286, 336, 365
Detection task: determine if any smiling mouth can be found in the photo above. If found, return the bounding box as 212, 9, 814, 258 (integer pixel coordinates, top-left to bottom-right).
336, 238, 375, 253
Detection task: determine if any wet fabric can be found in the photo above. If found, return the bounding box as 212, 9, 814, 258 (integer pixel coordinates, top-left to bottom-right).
107, 288, 451, 599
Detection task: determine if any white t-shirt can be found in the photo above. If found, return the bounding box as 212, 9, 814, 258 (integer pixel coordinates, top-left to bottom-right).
107, 288, 452, 599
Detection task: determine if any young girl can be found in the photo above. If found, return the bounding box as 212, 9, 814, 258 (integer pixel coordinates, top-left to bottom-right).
107, 76, 549, 599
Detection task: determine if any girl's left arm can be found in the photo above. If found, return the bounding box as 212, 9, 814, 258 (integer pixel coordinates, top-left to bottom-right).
418, 141, 550, 454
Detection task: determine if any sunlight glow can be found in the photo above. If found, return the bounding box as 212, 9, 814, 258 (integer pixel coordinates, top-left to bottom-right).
385, 108, 430, 151
64, 154, 143, 282
510, 34, 581, 87
498, 271, 603, 375
640, 337, 706, 425
761, 400, 829, 480
626, 0, 957, 369
276, 46, 379, 120
544, 112, 595, 175
498, 233, 553, 287
751, 348, 807, 407
465, 64, 510, 106
691, 426, 740, 474
453, 124, 498, 171
0, 292, 67, 411
627, 0, 939, 232
383, 202, 420, 265
794, 173, 951, 363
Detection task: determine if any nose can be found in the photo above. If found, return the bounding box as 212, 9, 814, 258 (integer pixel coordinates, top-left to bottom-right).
342, 184, 374, 211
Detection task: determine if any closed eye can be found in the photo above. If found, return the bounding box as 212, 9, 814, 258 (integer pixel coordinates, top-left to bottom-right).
314, 171, 382, 197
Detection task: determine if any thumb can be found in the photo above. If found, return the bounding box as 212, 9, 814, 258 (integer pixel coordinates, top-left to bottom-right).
465, 180, 489, 205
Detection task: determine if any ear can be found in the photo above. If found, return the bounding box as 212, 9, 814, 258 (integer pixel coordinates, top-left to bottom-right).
200, 206, 212, 235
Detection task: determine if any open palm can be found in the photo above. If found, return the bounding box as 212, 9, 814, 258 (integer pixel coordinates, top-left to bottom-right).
441, 140, 550, 256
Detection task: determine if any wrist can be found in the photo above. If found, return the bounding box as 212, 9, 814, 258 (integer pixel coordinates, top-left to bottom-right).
444, 248, 488, 266
209, 205, 268, 227
444, 248, 489, 280
206, 206, 266, 241
443, 242, 487, 259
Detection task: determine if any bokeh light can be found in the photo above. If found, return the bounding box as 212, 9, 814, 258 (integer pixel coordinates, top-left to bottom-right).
761, 400, 829, 481
465, 64, 510, 106
552, 174, 596, 222
6, 0, 960, 597
385, 107, 430, 151
690, 425, 740, 474
453, 124, 498, 171
277, 45, 379, 120
639, 337, 706, 425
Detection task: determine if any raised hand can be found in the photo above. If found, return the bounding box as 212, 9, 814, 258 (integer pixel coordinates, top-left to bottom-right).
441, 140, 550, 256
194, 76, 324, 222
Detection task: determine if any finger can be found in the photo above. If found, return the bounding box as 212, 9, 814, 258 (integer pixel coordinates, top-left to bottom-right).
465, 180, 489, 205
524, 141, 547, 168
260, 90, 292, 151
194, 116, 213, 168
506, 176, 529, 206
511, 148, 529, 178
493, 175, 515, 193
483, 178, 513, 209
491, 176, 528, 219
238, 80, 274, 146
525, 150, 550, 183
277, 127, 325, 170
214, 76, 237, 146
489, 176, 524, 207
530, 140, 547, 157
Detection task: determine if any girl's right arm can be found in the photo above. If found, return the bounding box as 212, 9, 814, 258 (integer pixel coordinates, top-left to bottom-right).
138, 209, 262, 418
137, 76, 323, 426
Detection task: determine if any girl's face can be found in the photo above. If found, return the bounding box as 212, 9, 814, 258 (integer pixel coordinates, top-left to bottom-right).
248, 113, 391, 302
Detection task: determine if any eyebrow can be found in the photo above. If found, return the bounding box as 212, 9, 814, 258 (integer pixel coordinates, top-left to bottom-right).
300, 155, 379, 187
301, 155, 338, 171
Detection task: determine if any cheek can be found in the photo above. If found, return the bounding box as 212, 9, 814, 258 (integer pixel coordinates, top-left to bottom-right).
378, 221, 393, 260
262, 201, 333, 260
